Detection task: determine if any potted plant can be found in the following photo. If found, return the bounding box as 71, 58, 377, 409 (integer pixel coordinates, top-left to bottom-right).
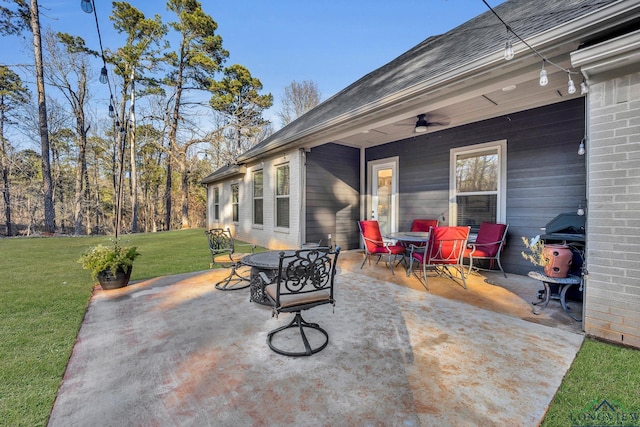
521, 235, 546, 268
521, 235, 572, 278
79, 241, 141, 290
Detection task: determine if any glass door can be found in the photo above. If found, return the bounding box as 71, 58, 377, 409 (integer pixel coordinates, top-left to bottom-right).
370, 158, 398, 236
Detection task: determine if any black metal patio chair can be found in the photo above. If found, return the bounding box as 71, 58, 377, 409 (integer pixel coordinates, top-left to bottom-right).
259, 246, 341, 357
205, 228, 255, 291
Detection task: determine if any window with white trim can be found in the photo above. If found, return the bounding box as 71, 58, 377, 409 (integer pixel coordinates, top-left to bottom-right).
231, 183, 239, 222
450, 140, 506, 231
253, 170, 263, 225
275, 164, 290, 228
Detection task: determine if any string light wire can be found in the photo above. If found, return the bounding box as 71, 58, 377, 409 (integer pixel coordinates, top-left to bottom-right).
480, 0, 581, 78
481, 0, 588, 155
86, 0, 116, 114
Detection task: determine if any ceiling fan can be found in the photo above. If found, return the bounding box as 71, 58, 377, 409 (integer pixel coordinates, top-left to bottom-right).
413, 114, 449, 133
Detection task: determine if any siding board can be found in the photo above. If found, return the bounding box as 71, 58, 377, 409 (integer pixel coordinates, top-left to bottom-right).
305, 144, 361, 249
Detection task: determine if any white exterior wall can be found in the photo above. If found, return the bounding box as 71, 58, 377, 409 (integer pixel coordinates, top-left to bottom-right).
205, 149, 303, 250
573, 31, 640, 348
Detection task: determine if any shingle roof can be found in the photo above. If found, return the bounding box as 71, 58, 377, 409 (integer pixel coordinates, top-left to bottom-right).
201, 163, 246, 184
238, 0, 619, 161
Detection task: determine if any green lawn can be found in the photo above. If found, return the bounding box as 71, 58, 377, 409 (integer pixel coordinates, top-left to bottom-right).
542, 338, 640, 426
1, 229, 639, 426
0, 228, 217, 426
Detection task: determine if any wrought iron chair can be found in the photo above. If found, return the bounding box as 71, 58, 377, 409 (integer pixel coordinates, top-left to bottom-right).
463, 222, 509, 277
408, 226, 471, 289
205, 228, 255, 291
357, 220, 405, 275
259, 246, 341, 357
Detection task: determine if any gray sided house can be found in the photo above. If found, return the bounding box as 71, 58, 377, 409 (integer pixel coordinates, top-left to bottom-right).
202, 0, 640, 348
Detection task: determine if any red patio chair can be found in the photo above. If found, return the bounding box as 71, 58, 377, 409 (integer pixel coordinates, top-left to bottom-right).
358, 220, 405, 275
464, 222, 509, 277
407, 219, 439, 249
410, 219, 439, 232
408, 226, 470, 289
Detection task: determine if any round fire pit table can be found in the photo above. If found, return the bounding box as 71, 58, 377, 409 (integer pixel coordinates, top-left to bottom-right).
241, 250, 296, 305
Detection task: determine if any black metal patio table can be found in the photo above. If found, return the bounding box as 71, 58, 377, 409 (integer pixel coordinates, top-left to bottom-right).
241, 250, 296, 305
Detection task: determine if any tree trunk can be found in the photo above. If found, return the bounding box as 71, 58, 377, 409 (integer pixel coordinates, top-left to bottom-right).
0, 106, 12, 236
30, 0, 55, 234
129, 71, 138, 233
83, 163, 91, 235
115, 87, 128, 239
165, 42, 186, 231
164, 153, 172, 230
73, 119, 87, 235
180, 162, 189, 229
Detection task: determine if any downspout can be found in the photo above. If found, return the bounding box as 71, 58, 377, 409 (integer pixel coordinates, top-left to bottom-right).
299, 148, 307, 248
360, 147, 366, 221
359, 147, 366, 250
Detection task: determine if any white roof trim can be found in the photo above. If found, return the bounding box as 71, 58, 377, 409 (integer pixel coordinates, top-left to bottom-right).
571, 29, 640, 79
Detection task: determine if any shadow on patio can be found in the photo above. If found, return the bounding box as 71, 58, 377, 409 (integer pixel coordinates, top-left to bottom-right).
48, 249, 584, 426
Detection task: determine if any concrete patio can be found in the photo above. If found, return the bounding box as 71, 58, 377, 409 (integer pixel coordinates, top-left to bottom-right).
48, 249, 584, 426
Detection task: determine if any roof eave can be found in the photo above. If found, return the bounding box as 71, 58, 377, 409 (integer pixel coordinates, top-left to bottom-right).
201, 165, 247, 185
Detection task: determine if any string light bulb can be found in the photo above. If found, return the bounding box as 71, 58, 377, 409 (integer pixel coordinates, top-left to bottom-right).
567, 73, 576, 94
80, 0, 93, 13
539, 61, 548, 86
577, 202, 585, 216
580, 80, 589, 95
504, 39, 514, 60
108, 104, 115, 118
578, 138, 585, 156
99, 66, 108, 84
503, 27, 514, 60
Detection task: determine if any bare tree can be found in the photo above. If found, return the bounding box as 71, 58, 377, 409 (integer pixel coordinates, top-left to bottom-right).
43, 31, 96, 235
109, 1, 167, 235
276, 80, 321, 127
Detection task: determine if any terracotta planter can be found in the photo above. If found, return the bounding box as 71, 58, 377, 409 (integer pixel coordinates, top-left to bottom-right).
543, 245, 573, 278
97, 266, 132, 290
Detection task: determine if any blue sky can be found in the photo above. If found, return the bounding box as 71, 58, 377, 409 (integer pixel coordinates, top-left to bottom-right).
3, 0, 505, 128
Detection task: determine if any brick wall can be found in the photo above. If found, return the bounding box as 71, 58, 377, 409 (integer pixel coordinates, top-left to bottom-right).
584, 71, 640, 347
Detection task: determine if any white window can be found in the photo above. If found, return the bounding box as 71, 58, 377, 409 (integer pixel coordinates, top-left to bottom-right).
231, 184, 239, 223
253, 170, 263, 225
450, 140, 506, 231
213, 187, 219, 221
276, 164, 290, 228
